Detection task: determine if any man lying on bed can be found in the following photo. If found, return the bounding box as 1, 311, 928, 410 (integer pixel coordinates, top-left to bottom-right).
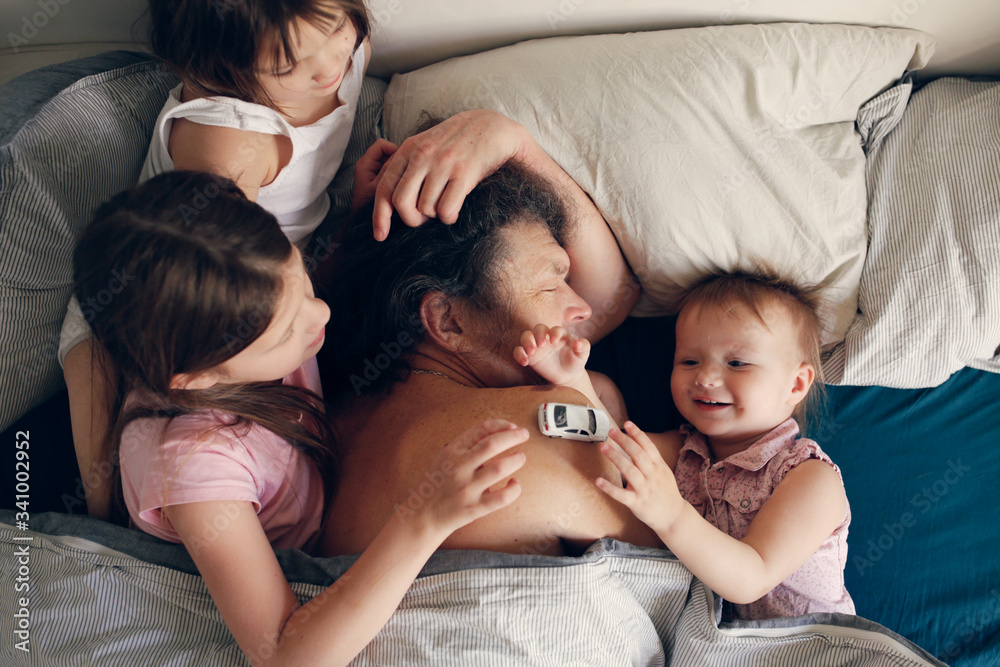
318, 113, 660, 556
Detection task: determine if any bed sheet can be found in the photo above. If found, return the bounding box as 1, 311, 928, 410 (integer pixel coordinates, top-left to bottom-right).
824, 370, 1000, 666
0, 511, 944, 666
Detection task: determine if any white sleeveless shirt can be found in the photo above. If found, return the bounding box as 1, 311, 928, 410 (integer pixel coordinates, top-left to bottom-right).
59, 44, 366, 364
139, 41, 366, 244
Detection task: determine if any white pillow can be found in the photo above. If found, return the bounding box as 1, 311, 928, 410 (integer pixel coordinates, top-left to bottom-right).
382, 23, 934, 346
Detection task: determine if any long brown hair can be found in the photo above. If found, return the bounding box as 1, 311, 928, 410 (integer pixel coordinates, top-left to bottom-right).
75, 171, 338, 524
147, 0, 370, 111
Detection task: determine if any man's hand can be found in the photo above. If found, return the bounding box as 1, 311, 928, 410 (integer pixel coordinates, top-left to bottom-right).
372, 110, 529, 240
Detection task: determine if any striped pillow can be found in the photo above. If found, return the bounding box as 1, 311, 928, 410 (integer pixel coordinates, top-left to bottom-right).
823, 78, 1000, 387
0, 54, 176, 432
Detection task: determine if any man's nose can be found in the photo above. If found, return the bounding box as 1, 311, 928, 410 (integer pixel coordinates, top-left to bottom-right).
566, 292, 592, 323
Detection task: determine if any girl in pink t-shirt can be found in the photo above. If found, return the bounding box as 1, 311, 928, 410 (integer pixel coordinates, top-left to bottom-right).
517, 270, 853, 619
76, 171, 529, 666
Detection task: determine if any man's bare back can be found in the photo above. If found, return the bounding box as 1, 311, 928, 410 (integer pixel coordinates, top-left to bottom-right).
321, 377, 661, 556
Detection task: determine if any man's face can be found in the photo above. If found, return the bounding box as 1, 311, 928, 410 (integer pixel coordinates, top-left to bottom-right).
462, 220, 592, 386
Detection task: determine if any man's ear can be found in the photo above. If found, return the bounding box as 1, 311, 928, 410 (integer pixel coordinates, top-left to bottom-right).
787, 362, 815, 407
169, 370, 220, 391
420, 292, 465, 352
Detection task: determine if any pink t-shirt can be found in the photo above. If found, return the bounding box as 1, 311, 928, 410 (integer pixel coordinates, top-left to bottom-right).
674, 418, 855, 619
120, 358, 325, 552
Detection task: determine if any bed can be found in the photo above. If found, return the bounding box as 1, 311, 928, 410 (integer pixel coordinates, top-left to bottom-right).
1, 2, 998, 665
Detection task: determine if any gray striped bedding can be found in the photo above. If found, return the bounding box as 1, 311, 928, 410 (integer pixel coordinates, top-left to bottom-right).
0, 54, 174, 434
823, 77, 1000, 388
0, 511, 944, 666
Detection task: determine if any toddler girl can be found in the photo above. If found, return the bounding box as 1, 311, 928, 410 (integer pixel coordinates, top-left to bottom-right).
76, 171, 528, 665
520, 271, 854, 619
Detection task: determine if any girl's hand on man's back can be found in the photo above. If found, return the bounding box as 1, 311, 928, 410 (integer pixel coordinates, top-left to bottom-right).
596, 421, 685, 536
407, 418, 529, 539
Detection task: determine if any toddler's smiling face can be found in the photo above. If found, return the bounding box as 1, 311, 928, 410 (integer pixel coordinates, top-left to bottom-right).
671, 300, 813, 453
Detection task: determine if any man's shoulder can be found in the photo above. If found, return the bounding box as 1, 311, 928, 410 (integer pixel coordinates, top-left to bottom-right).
453, 384, 595, 419
401, 383, 596, 443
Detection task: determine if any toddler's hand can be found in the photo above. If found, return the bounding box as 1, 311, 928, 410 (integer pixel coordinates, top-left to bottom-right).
596, 422, 684, 535
412, 419, 528, 537
513, 324, 590, 386
352, 139, 397, 211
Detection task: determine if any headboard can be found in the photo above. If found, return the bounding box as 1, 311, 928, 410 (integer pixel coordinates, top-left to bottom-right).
2, 0, 1000, 84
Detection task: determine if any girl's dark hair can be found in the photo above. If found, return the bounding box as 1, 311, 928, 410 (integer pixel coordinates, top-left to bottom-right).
677, 268, 828, 435
317, 163, 567, 399
75, 171, 338, 524
147, 0, 370, 111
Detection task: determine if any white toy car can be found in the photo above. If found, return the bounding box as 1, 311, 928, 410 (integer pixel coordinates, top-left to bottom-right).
538, 402, 611, 442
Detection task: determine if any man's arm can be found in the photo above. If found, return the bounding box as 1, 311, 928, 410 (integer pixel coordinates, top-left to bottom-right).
513, 131, 640, 343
